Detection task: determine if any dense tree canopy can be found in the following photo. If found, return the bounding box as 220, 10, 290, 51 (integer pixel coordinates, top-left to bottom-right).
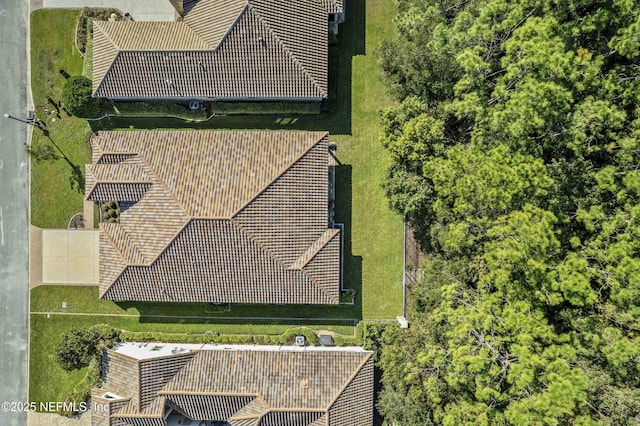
377, 0, 640, 424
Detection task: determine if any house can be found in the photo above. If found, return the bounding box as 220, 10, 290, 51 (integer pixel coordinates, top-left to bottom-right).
91, 342, 374, 426
91, 0, 345, 102
85, 130, 341, 304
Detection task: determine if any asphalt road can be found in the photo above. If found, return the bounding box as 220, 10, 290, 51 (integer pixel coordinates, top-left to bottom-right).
0, 0, 30, 425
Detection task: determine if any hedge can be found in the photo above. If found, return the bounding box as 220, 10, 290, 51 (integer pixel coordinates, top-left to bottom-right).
106, 101, 208, 120
210, 101, 321, 115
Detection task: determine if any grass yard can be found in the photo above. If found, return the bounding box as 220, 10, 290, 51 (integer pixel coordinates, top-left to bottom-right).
31, 285, 360, 320
30, 9, 92, 228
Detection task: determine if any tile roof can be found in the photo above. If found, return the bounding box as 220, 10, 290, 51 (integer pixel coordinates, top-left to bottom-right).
92, 0, 332, 100
94, 345, 373, 426
320, 0, 345, 15
85, 130, 341, 304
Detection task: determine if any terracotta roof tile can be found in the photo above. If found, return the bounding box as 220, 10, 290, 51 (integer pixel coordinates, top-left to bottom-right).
87, 130, 340, 304
229, 397, 268, 420
96, 346, 373, 426
160, 351, 367, 409
183, 0, 247, 48
320, 0, 344, 14
92, 0, 330, 99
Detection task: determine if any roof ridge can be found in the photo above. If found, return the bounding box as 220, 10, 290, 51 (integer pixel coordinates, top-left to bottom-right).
229, 219, 289, 270
94, 20, 121, 50
228, 395, 269, 420
183, 0, 249, 50
92, 21, 122, 96
230, 131, 328, 218
325, 353, 374, 410
84, 165, 97, 199
158, 390, 261, 396
136, 217, 191, 267
102, 222, 148, 265
203, 2, 248, 50
246, 4, 326, 97
97, 229, 129, 299
119, 153, 193, 266
290, 228, 340, 270
136, 147, 193, 218
94, 50, 121, 97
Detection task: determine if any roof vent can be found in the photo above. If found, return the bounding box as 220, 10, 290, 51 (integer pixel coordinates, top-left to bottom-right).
300, 379, 309, 389
295, 335, 305, 346
102, 392, 122, 400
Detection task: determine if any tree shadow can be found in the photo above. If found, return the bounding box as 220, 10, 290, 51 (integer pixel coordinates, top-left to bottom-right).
46, 135, 85, 193
89, 0, 367, 136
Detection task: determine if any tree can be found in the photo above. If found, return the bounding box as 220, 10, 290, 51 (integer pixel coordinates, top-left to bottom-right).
56, 325, 119, 371
61, 76, 101, 118
376, 0, 640, 423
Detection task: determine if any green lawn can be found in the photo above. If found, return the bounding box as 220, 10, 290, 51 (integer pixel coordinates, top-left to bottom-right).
31, 285, 360, 321
30, 9, 92, 228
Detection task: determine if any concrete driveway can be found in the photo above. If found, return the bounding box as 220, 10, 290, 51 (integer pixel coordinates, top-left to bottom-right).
30, 227, 99, 286
40, 0, 177, 21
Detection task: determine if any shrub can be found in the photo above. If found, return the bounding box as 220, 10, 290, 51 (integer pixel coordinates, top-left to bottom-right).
281, 327, 318, 345
56, 325, 120, 371
58, 357, 101, 416
61, 76, 101, 118
211, 101, 321, 115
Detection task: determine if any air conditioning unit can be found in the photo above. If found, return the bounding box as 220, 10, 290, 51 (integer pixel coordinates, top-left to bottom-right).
295, 335, 305, 346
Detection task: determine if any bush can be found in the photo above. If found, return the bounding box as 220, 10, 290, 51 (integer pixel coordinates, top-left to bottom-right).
211, 101, 321, 115
61, 76, 101, 118
77, 8, 122, 54
58, 357, 101, 416
56, 325, 120, 371
282, 327, 318, 345
108, 101, 208, 120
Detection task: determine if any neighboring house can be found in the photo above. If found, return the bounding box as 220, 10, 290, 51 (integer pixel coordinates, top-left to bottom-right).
85, 130, 341, 304
92, 342, 374, 426
92, 0, 345, 102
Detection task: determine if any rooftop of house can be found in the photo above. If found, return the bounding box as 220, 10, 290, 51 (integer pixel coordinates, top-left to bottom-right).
85, 130, 341, 305
93, 343, 373, 426
92, 0, 339, 100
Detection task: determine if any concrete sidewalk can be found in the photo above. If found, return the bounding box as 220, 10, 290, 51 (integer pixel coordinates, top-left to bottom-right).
30, 227, 99, 287
38, 0, 177, 21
